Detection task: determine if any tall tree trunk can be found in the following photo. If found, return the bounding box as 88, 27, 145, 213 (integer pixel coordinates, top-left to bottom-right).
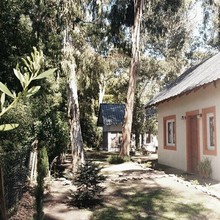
62, 26, 85, 171
120, 0, 143, 158
67, 61, 85, 171
98, 74, 106, 104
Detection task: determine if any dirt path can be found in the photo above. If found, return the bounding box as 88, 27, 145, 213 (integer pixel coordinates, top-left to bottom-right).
44, 179, 93, 220
43, 161, 220, 220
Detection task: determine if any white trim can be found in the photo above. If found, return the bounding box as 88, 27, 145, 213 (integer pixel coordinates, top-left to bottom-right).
166, 119, 175, 146
206, 112, 215, 150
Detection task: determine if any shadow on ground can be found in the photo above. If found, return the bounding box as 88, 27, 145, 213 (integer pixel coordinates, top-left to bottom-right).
132, 155, 219, 188
91, 180, 209, 220
43, 151, 219, 220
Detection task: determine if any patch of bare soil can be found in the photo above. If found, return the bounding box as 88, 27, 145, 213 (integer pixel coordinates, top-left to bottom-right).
43, 179, 93, 220
9, 188, 35, 220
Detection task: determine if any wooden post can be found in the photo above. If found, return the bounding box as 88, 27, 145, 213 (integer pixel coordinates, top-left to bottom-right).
0, 166, 7, 220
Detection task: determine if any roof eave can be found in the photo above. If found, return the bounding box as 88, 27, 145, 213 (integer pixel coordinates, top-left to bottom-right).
146, 79, 220, 108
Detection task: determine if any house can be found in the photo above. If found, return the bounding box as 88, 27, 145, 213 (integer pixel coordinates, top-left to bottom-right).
97, 103, 125, 151
146, 52, 220, 181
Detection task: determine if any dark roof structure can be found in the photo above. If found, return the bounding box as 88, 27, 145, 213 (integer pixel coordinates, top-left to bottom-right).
146, 52, 220, 107
97, 103, 125, 126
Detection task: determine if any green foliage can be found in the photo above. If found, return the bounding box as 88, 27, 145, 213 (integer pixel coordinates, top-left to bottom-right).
108, 155, 130, 164
80, 110, 101, 149
0, 100, 33, 153
0, 47, 55, 216
107, 0, 133, 53
0, 0, 36, 92
35, 146, 49, 220
108, 155, 124, 164
31, 84, 69, 161
70, 161, 106, 208
39, 146, 49, 177
0, 47, 56, 130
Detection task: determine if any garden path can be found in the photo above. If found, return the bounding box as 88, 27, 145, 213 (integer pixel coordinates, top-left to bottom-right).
43, 154, 220, 220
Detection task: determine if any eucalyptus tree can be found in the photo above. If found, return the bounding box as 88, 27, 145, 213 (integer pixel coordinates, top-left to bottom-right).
118, 0, 143, 157
28, 0, 117, 165
0, 0, 81, 169
29, 0, 97, 167
104, 0, 191, 157
50, 0, 87, 169
199, 0, 220, 49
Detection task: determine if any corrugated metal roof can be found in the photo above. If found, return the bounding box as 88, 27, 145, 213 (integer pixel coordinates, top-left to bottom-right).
97, 103, 125, 126
146, 52, 220, 107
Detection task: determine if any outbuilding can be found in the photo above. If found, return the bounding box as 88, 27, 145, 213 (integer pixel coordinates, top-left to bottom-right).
97, 103, 125, 151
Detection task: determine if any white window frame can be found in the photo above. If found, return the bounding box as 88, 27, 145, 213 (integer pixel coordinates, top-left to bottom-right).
166, 119, 175, 146
206, 112, 215, 150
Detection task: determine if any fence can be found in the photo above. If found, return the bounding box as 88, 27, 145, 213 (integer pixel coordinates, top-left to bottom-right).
0, 148, 29, 217
0, 167, 7, 220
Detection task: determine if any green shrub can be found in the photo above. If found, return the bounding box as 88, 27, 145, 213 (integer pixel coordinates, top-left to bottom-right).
35, 146, 49, 220
197, 157, 212, 178
70, 161, 106, 208
108, 155, 130, 164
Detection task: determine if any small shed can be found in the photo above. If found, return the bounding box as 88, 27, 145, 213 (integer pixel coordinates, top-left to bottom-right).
97, 103, 125, 151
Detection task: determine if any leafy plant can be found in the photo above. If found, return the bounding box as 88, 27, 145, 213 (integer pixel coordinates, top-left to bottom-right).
35, 146, 49, 220
108, 155, 130, 164
0, 47, 56, 131
0, 48, 56, 219
197, 157, 212, 179
70, 161, 106, 208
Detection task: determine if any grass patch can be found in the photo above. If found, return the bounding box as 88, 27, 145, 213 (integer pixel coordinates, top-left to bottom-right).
85, 150, 214, 220
92, 186, 210, 220
86, 150, 112, 162
107, 155, 130, 164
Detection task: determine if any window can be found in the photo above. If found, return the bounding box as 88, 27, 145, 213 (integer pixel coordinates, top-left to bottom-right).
202, 106, 217, 155
166, 120, 175, 145
164, 115, 176, 150
207, 113, 215, 149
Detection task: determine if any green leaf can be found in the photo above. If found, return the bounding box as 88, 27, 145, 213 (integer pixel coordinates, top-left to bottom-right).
34, 68, 56, 80
0, 123, 19, 131
26, 86, 41, 97
0, 82, 14, 98
13, 68, 25, 87
23, 72, 30, 87
12, 91, 17, 98
1, 92, 5, 108
21, 58, 32, 73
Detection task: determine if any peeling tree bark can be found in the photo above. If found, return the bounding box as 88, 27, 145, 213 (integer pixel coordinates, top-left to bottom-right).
120, 0, 143, 158
61, 25, 85, 171
67, 61, 85, 171
98, 74, 106, 105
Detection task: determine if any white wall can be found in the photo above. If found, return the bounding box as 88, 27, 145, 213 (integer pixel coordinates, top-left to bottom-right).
103, 124, 123, 132
103, 125, 122, 151
158, 83, 220, 180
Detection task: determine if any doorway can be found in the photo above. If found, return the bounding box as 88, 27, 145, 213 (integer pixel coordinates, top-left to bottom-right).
186, 110, 200, 173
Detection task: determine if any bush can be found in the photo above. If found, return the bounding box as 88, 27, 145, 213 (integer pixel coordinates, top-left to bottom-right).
197, 157, 212, 178
35, 146, 49, 220
108, 155, 130, 164
70, 161, 106, 208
